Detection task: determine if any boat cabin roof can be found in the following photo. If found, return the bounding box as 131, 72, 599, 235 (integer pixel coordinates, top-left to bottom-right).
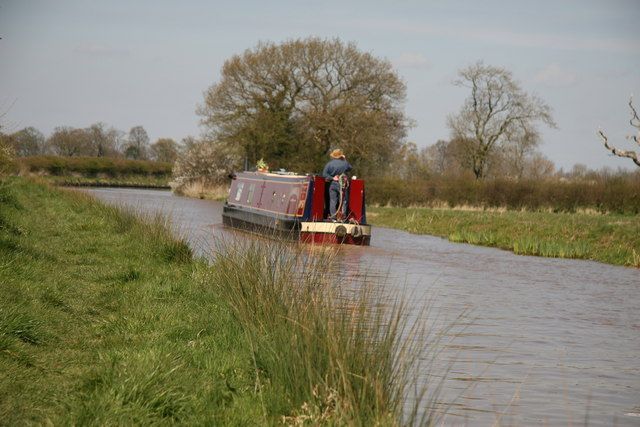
234, 171, 312, 182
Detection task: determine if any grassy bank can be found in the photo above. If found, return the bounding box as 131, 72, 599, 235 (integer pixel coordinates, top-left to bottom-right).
368, 207, 640, 267
0, 178, 430, 424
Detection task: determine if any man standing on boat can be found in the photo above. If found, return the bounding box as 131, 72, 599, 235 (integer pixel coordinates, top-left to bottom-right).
322, 149, 352, 222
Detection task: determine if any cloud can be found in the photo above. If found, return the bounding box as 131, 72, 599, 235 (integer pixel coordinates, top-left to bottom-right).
534, 64, 577, 87
393, 52, 431, 69
342, 19, 640, 55
393, 52, 432, 68
73, 43, 130, 57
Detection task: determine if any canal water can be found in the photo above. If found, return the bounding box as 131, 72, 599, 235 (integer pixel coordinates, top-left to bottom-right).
83, 187, 640, 426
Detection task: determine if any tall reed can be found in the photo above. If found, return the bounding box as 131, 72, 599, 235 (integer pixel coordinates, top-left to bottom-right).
208, 237, 438, 425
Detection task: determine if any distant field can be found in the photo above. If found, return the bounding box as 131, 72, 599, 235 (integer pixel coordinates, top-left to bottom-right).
17, 156, 172, 188
368, 206, 640, 267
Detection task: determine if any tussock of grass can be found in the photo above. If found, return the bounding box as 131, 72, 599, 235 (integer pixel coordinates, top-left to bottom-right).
171, 178, 228, 200
0, 178, 435, 424
370, 206, 640, 267
209, 238, 434, 425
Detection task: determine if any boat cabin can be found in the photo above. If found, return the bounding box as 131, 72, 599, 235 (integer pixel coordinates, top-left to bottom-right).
222, 171, 371, 245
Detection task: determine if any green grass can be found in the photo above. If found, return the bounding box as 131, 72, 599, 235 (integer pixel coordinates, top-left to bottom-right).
0, 178, 434, 425
368, 207, 640, 267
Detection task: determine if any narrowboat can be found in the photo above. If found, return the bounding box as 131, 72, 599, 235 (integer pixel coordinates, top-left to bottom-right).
222, 171, 371, 245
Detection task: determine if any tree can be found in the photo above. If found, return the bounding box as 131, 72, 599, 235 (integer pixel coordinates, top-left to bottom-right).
448, 61, 556, 179
150, 138, 179, 163
524, 152, 555, 179
0, 102, 17, 175
125, 125, 150, 160
424, 140, 454, 176
4, 127, 46, 157
503, 129, 540, 179
198, 37, 410, 175
0, 138, 14, 176
180, 136, 198, 151
87, 122, 120, 157
386, 142, 431, 180
172, 140, 242, 187
47, 126, 93, 157
598, 97, 640, 167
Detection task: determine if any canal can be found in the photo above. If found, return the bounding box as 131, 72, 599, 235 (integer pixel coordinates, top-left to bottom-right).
83, 187, 640, 426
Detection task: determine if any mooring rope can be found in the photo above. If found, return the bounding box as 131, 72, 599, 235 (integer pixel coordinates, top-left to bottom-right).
336, 173, 349, 221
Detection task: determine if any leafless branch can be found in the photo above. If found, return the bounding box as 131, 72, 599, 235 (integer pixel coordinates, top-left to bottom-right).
0, 98, 18, 133
598, 130, 640, 167
629, 96, 640, 128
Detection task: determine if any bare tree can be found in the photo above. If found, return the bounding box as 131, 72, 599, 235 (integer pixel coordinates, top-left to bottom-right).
87, 122, 120, 157
448, 61, 556, 179
2, 127, 46, 157
524, 152, 555, 179
47, 126, 93, 157
198, 37, 410, 175
386, 142, 430, 180
598, 97, 640, 167
0, 99, 17, 135
423, 140, 451, 175
503, 128, 540, 179
125, 125, 150, 160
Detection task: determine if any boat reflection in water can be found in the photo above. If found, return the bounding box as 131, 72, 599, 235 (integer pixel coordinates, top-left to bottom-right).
222, 171, 371, 245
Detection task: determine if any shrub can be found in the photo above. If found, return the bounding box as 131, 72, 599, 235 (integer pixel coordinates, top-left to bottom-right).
367, 174, 640, 214
0, 138, 17, 176
18, 156, 172, 178
172, 141, 241, 189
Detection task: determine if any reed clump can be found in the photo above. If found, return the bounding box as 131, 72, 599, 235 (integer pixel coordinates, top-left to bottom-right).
208, 238, 432, 425
171, 178, 228, 200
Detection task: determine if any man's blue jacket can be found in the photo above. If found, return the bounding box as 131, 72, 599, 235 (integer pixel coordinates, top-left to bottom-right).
322, 159, 352, 180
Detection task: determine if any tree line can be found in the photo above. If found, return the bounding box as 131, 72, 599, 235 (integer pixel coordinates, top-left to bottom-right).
4, 37, 637, 187
0, 124, 183, 164
193, 38, 638, 184
194, 40, 560, 181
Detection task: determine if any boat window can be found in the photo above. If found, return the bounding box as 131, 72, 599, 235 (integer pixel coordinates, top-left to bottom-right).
234, 182, 244, 201
280, 193, 287, 204
271, 191, 277, 205
246, 183, 255, 204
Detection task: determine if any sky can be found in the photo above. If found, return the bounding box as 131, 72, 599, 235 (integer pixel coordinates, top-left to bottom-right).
1, 0, 639, 170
